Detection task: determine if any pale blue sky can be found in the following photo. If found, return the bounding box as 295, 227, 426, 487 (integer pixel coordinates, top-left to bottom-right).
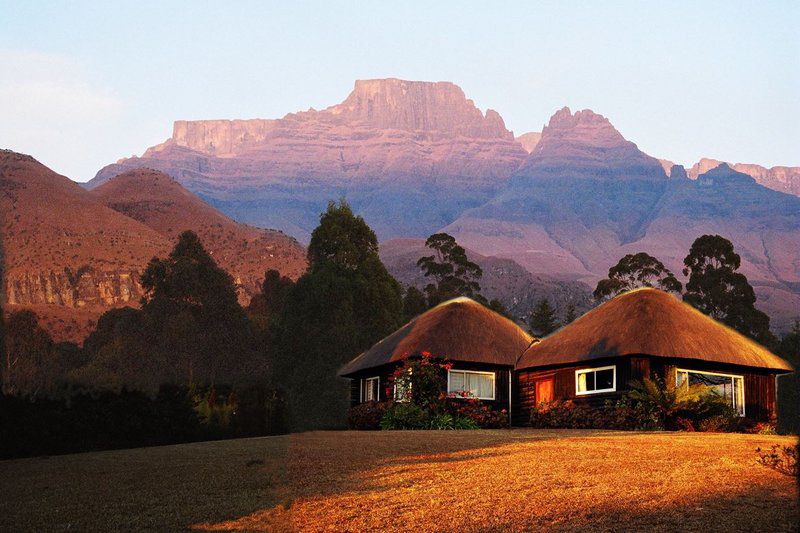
1, 1, 797, 181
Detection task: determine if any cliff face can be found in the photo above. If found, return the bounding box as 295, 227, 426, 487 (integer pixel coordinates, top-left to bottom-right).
90, 79, 529, 241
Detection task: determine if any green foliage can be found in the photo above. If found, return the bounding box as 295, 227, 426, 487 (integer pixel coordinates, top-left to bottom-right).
402, 285, 428, 321
528, 298, 559, 337
417, 232, 482, 306
682, 235, 774, 345
380, 402, 429, 430
274, 200, 403, 430
425, 412, 480, 430
1, 310, 80, 397
347, 400, 389, 430
390, 353, 447, 410
563, 304, 577, 325
192, 386, 236, 436
594, 252, 682, 300
627, 377, 739, 431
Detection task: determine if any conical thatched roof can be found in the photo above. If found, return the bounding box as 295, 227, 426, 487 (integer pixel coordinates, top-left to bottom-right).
516, 288, 792, 372
339, 297, 534, 377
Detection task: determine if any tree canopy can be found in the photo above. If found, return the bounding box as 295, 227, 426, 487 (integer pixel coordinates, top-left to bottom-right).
594, 252, 682, 301
682, 235, 773, 345
417, 233, 483, 307
529, 298, 559, 337
274, 200, 403, 429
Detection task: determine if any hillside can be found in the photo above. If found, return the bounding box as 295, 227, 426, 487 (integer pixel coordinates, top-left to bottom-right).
90, 169, 306, 302
1, 152, 305, 342
380, 238, 592, 322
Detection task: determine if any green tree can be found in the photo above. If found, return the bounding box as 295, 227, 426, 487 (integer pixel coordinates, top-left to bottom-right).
402, 286, 428, 321
563, 304, 577, 325
682, 235, 774, 344
139, 230, 258, 385
275, 200, 403, 429
529, 298, 559, 337
2, 310, 55, 397
594, 252, 682, 301
417, 233, 482, 306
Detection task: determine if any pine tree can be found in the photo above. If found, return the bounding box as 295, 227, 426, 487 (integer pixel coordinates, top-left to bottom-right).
564, 304, 577, 325
529, 298, 559, 337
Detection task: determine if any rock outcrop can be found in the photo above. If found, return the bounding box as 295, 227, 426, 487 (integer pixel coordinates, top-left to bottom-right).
516, 132, 542, 153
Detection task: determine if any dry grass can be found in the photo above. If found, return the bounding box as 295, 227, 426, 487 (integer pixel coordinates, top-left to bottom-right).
0, 430, 797, 532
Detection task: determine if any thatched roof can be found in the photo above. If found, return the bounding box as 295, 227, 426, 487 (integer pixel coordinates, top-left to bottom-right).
339, 297, 534, 377
517, 288, 792, 372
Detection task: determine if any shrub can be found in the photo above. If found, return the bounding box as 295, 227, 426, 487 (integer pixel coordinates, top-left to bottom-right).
755, 444, 799, 476
447, 399, 509, 428
380, 402, 429, 430
348, 401, 389, 430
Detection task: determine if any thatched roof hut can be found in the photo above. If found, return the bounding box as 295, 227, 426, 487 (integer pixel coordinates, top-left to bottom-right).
516, 288, 792, 372
339, 297, 534, 377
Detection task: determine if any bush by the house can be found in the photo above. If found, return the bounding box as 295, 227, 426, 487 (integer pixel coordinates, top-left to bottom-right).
380, 402, 429, 430
348, 400, 388, 430
446, 397, 509, 428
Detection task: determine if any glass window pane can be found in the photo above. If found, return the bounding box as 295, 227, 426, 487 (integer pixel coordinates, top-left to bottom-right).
577, 372, 587, 392
586, 371, 596, 391
476, 374, 494, 399
449, 371, 465, 393
596, 369, 614, 390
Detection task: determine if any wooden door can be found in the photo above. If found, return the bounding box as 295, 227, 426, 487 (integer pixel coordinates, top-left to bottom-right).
535, 378, 554, 405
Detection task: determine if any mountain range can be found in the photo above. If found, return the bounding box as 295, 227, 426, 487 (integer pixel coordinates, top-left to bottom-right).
3, 78, 799, 339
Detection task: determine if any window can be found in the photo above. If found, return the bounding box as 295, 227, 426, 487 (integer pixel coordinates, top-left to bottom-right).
447, 370, 495, 400
361, 377, 379, 402
394, 378, 410, 402
575, 365, 616, 395
676, 369, 745, 416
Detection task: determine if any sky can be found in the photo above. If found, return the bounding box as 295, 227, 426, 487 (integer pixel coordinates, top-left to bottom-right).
0, 1, 798, 182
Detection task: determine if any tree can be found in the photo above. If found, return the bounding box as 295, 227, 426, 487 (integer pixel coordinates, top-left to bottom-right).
274, 200, 403, 429
682, 235, 774, 344
594, 252, 682, 301
247, 269, 295, 320
529, 298, 559, 337
417, 233, 483, 306
2, 310, 55, 397
563, 304, 577, 325
402, 286, 428, 321
138, 230, 258, 385
776, 320, 800, 434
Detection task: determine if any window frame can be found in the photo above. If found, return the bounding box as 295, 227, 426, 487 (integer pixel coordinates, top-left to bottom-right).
361, 376, 380, 403
675, 368, 745, 417
575, 365, 617, 396
447, 369, 496, 401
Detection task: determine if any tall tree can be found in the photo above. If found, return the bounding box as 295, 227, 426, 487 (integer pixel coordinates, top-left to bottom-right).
529, 298, 559, 337
402, 286, 428, 322
682, 235, 774, 344
275, 200, 403, 429
2, 310, 54, 397
563, 304, 578, 325
417, 233, 483, 306
139, 230, 258, 385
776, 320, 800, 434
594, 252, 682, 301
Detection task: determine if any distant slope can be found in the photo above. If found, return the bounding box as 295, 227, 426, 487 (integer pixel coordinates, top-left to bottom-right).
443, 111, 800, 333
90, 169, 306, 301
1, 150, 171, 340
380, 238, 592, 323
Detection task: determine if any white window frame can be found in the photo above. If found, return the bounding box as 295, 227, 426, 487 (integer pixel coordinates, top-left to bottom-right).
676, 368, 745, 417
393, 376, 410, 402
361, 376, 379, 403
447, 369, 496, 400
575, 365, 617, 395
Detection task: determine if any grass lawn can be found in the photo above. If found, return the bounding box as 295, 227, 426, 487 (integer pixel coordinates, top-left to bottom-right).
0, 430, 797, 532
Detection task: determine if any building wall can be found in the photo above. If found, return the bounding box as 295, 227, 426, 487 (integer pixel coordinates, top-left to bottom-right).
346, 362, 512, 411
513, 355, 780, 425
